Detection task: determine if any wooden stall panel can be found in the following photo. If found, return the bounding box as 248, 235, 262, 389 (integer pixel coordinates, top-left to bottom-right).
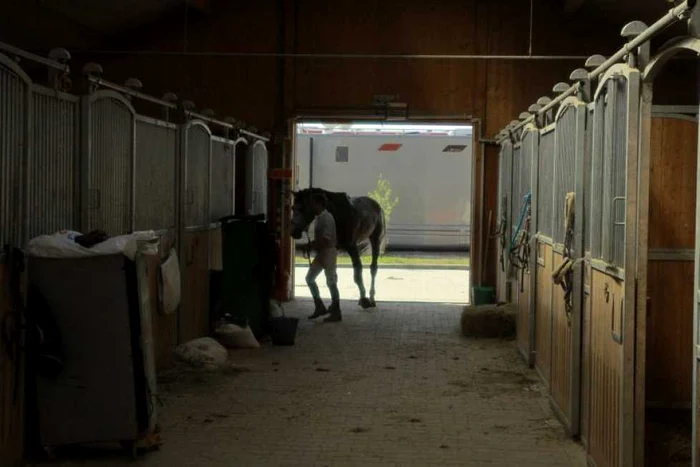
0, 264, 22, 467
179, 231, 212, 343
509, 280, 518, 308
516, 271, 531, 362
581, 262, 592, 447
210, 227, 223, 272
535, 242, 553, 386
588, 269, 623, 467
146, 253, 177, 370
550, 251, 572, 423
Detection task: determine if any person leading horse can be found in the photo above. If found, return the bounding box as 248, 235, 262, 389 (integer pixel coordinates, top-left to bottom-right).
290, 188, 386, 318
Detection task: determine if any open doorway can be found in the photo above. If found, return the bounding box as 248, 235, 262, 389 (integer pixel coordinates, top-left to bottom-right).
292, 120, 473, 305
643, 105, 697, 466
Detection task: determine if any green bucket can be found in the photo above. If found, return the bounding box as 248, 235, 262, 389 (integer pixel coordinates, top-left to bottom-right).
472, 286, 496, 306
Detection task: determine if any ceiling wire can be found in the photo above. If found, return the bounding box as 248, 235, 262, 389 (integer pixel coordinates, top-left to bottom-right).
76, 50, 587, 60
183, 0, 189, 53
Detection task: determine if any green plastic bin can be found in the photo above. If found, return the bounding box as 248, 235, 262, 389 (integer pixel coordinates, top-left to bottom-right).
472, 286, 496, 306
220, 214, 271, 338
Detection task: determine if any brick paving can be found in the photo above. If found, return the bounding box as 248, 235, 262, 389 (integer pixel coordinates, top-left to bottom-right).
49, 299, 585, 467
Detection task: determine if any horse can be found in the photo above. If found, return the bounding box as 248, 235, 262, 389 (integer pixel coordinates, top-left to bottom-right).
290, 188, 386, 308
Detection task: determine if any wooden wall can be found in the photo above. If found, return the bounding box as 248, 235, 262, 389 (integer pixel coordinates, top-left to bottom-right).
55, 0, 624, 135
645, 116, 697, 407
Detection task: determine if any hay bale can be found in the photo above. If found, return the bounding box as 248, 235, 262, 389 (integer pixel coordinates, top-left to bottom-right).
461, 303, 517, 338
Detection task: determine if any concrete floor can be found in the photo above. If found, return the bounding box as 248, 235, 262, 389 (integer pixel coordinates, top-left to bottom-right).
293, 266, 470, 304
50, 299, 585, 467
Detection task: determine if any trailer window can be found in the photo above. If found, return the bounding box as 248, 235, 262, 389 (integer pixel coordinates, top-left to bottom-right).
336, 145, 349, 163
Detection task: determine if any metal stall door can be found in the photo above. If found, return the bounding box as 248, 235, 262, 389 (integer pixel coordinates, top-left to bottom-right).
209, 136, 236, 272
0, 50, 30, 467
585, 64, 640, 467
695, 108, 700, 467
29, 86, 80, 239
535, 125, 555, 389
581, 101, 595, 449
234, 138, 249, 216
549, 97, 587, 437
637, 37, 700, 467
179, 121, 212, 343
134, 116, 178, 232
510, 143, 522, 305
82, 91, 136, 235
134, 116, 179, 368
497, 141, 514, 303
496, 143, 508, 303
516, 126, 538, 366
246, 140, 268, 217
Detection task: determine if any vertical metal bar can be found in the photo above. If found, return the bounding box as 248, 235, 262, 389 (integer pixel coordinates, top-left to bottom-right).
528, 129, 539, 367
309, 136, 314, 188
80, 95, 91, 233
130, 113, 136, 233
570, 101, 586, 439
620, 68, 641, 467
692, 88, 700, 467
633, 78, 653, 467
21, 74, 32, 247
176, 123, 187, 345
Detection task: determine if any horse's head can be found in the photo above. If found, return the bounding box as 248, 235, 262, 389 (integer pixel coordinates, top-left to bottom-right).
289, 189, 315, 239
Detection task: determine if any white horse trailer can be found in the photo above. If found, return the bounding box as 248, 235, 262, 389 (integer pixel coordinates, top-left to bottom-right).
295, 123, 473, 250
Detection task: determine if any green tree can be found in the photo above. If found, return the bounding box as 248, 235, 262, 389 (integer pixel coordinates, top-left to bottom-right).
368, 174, 399, 227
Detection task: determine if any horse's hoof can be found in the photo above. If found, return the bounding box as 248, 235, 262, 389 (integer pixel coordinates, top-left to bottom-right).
369, 299, 377, 308
359, 298, 373, 309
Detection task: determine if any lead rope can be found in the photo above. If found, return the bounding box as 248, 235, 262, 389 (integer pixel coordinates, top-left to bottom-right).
552, 192, 582, 323
303, 229, 312, 266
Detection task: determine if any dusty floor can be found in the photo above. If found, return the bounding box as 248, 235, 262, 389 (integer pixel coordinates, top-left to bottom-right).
645, 408, 692, 467
47, 300, 586, 467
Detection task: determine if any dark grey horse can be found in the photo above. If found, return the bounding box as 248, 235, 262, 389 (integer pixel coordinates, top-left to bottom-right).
290, 188, 386, 308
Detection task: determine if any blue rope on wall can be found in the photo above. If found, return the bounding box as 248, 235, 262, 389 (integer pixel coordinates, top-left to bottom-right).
510, 191, 531, 249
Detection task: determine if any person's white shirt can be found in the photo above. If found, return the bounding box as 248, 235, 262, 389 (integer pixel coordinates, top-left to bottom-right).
314, 209, 337, 249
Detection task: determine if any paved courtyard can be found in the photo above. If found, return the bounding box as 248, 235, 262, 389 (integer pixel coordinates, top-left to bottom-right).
48, 299, 585, 467
293, 266, 470, 304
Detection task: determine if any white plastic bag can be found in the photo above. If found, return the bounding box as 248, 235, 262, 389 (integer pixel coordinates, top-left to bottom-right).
214, 323, 260, 349
159, 249, 181, 315
269, 300, 284, 319
27, 230, 157, 260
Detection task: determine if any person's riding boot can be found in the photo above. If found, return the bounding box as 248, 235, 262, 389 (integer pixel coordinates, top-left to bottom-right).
308, 298, 328, 319
324, 301, 342, 322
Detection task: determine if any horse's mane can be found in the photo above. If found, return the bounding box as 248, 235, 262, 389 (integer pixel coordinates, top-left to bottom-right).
296, 188, 355, 248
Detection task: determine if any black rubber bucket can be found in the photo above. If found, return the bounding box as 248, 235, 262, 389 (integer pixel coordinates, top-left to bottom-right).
270, 316, 299, 346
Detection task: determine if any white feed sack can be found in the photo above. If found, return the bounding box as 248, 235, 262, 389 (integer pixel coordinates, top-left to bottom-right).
214, 323, 260, 349
174, 337, 229, 370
